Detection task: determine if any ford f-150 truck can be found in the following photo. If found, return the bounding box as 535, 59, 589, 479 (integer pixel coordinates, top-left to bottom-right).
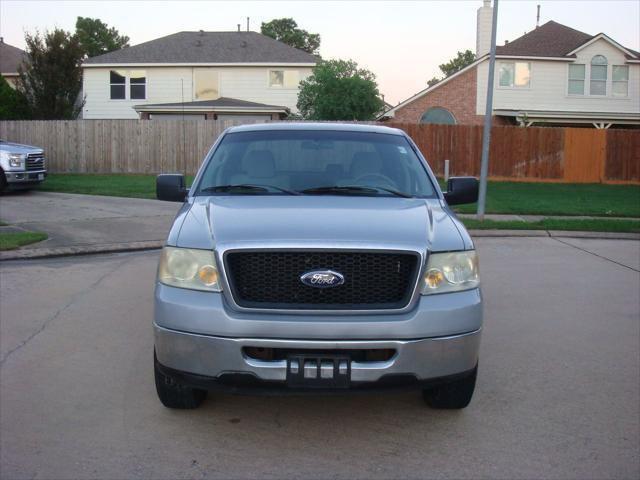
0, 140, 47, 191
154, 123, 482, 409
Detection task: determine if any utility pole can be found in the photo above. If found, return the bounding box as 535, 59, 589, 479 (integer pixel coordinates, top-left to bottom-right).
477, 0, 499, 220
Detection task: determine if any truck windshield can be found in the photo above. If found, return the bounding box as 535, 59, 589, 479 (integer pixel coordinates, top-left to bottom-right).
194, 130, 437, 197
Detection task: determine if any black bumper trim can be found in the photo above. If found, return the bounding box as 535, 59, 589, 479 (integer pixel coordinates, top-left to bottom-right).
155, 357, 476, 396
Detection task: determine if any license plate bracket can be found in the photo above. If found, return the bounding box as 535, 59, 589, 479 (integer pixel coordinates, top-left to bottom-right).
286, 354, 351, 388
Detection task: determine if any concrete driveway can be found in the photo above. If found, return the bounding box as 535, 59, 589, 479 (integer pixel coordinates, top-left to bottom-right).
0, 191, 180, 248
1, 237, 639, 479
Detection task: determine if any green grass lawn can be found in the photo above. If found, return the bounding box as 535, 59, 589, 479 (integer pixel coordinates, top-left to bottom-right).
0, 231, 48, 250
450, 181, 640, 217
38, 174, 183, 199
461, 218, 640, 233
38, 174, 640, 217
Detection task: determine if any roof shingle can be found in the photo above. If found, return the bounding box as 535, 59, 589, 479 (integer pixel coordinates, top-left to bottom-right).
495, 21, 593, 57
137, 97, 288, 110
83, 31, 318, 65
0, 40, 27, 74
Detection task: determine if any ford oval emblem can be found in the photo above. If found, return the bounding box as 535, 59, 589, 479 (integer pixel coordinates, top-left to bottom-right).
300, 270, 345, 288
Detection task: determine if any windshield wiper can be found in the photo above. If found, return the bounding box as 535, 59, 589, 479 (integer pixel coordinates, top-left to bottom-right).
300, 185, 413, 198
200, 184, 300, 195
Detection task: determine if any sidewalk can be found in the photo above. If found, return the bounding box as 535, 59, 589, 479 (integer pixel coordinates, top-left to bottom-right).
0, 191, 638, 261
0, 191, 180, 259
457, 213, 640, 222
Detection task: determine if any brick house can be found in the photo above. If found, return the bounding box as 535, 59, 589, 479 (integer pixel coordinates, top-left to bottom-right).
381, 1, 640, 128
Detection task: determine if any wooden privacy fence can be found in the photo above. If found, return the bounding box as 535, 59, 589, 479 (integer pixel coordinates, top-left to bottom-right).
394, 123, 639, 183
0, 120, 638, 183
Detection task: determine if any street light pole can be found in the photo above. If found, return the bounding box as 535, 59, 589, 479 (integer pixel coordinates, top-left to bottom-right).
477, 0, 499, 220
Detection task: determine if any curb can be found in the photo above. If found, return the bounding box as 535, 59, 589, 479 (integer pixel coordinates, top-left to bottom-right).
0, 240, 164, 262
469, 229, 640, 240
1, 231, 638, 262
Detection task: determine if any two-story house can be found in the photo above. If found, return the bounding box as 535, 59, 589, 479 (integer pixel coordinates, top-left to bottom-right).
381, 1, 640, 128
81, 31, 318, 120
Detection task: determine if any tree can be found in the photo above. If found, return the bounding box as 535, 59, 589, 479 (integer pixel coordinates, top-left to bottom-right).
0, 77, 31, 120
75, 17, 129, 58
17, 29, 84, 119
427, 49, 476, 87
439, 49, 476, 77
297, 59, 384, 120
261, 18, 320, 55
427, 77, 440, 87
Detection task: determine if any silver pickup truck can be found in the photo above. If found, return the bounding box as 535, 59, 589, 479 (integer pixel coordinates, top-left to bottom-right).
154, 123, 482, 410
0, 140, 47, 191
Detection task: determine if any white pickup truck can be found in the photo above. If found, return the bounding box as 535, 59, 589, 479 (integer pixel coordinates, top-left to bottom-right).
0, 140, 47, 192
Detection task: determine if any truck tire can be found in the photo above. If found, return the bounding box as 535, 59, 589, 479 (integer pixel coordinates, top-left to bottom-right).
422, 364, 477, 409
0, 169, 7, 194
154, 352, 207, 409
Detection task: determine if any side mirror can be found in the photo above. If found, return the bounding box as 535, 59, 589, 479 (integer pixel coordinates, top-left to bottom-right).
156, 174, 187, 202
444, 177, 479, 205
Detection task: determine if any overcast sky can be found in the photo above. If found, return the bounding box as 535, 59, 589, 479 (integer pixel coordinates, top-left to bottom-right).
1, 0, 638, 104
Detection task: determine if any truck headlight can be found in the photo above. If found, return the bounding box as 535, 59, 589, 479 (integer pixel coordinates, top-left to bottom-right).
421, 250, 479, 295
8, 153, 24, 168
158, 246, 221, 292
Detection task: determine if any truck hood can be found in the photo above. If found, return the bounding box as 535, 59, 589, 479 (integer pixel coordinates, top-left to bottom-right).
0, 141, 43, 154
173, 196, 468, 253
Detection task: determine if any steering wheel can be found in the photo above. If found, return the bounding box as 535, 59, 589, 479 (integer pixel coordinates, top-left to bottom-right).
353, 173, 396, 188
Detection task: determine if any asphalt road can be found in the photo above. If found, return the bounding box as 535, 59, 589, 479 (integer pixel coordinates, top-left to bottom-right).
1, 237, 638, 479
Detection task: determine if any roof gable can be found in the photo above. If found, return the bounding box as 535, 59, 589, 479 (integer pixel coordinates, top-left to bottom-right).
495, 20, 639, 59
0, 41, 27, 74
567, 33, 639, 59
496, 21, 592, 57
83, 31, 318, 65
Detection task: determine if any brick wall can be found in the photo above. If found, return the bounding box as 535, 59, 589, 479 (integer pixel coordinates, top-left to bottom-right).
390, 66, 508, 125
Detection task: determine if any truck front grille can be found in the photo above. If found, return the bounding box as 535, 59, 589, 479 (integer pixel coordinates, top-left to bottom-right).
26, 153, 45, 171
225, 250, 420, 310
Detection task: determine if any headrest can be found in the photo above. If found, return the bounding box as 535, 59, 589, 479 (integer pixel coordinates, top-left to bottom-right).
242, 150, 275, 178
350, 152, 382, 178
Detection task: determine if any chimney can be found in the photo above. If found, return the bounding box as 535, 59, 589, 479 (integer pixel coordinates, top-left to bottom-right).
536, 4, 540, 28
237, 24, 241, 32
476, 0, 493, 57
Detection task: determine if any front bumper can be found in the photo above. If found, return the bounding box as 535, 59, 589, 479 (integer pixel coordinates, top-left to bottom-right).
154, 283, 483, 390
154, 325, 481, 388
4, 170, 47, 186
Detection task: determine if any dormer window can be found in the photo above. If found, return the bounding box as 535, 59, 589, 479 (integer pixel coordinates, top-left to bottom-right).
589, 55, 607, 95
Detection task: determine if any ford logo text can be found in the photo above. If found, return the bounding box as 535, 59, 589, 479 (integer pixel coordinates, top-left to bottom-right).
300, 270, 345, 288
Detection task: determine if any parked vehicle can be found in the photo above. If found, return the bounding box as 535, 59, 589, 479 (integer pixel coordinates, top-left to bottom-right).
0, 140, 47, 191
154, 123, 482, 409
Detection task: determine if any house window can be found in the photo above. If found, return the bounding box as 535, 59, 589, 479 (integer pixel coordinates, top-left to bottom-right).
612, 65, 629, 97
129, 70, 146, 100
269, 70, 284, 87
110, 70, 126, 99
498, 62, 530, 88
590, 55, 607, 95
420, 107, 456, 125
194, 68, 219, 100
568, 64, 585, 95
110, 70, 146, 100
